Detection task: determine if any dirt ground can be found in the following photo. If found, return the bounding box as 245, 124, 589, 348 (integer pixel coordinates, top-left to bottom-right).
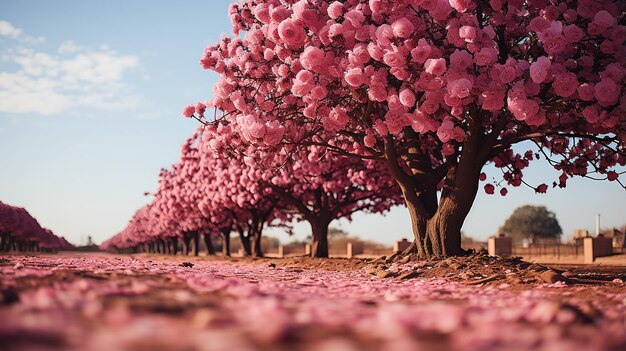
1, 252, 625, 351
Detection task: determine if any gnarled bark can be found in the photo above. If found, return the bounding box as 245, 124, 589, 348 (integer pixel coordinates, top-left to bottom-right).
384, 112, 485, 259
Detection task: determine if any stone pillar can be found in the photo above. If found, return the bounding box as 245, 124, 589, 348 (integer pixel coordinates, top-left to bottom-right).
305, 244, 311, 256
278, 245, 285, 258
488, 234, 512, 257
584, 236, 613, 263
393, 238, 411, 253
347, 242, 364, 259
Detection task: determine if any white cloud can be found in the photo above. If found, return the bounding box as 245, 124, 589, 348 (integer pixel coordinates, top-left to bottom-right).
0, 20, 141, 115
0, 21, 22, 38
58, 40, 81, 54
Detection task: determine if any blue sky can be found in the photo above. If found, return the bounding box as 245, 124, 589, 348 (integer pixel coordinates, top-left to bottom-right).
1, 0, 624, 246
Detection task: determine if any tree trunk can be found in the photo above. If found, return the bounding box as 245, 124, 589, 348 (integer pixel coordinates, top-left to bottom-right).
171, 237, 179, 255
203, 234, 215, 256
250, 232, 263, 258
165, 238, 172, 255
239, 231, 251, 256
310, 220, 329, 258
222, 230, 231, 257
399, 161, 480, 259
182, 236, 191, 256
193, 232, 200, 256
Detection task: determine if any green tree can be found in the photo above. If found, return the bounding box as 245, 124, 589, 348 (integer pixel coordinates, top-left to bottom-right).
500, 205, 562, 244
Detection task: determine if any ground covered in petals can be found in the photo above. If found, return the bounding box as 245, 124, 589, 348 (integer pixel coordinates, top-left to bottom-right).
1, 253, 625, 351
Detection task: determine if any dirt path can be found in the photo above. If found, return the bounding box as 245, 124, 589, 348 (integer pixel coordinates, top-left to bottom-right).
1, 253, 625, 351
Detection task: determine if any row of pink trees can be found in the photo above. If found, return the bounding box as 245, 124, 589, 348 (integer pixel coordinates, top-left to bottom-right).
0, 201, 72, 252
102, 127, 402, 257
184, 0, 625, 258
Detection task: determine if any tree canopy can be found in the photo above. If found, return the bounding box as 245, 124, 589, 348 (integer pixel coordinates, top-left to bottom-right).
184, 0, 624, 258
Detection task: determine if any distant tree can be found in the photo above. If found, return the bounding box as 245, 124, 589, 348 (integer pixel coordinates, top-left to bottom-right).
500, 205, 562, 243
328, 227, 349, 238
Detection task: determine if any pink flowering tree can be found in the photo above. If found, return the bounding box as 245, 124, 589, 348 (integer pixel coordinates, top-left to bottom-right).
102, 205, 156, 254
197, 134, 281, 257
202, 124, 403, 257
0, 201, 71, 251
261, 146, 403, 257
186, 0, 626, 258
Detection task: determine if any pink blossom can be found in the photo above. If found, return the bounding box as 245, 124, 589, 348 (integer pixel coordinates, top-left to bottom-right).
368, 85, 387, 102
424, 58, 446, 76
300, 47, 325, 71
563, 25, 584, 43
182, 104, 195, 118
542, 35, 567, 55
594, 78, 619, 106
500, 188, 508, 196
593, 11, 615, 28
529, 17, 550, 32
530, 57, 551, 84
599, 40, 616, 54
328, 107, 349, 129
278, 19, 306, 48
253, 4, 271, 23
449, 0, 473, 12
411, 44, 431, 64
577, 84, 595, 101
421, 98, 440, 114
344, 10, 365, 27
450, 50, 472, 70
345, 68, 365, 87
611, 26, 626, 43
296, 70, 313, 85
479, 172, 487, 181
448, 78, 473, 98
484, 184, 495, 194
195, 102, 206, 116
607, 171, 618, 181
508, 97, 539, 121
436, 119, 455, 143
459, 26, 476, 43
364, 132, 376, 147
552, 73, 578, 98
327, 1, 343, 19
481, 90, 504, 111
399, 88, 416, 107
444, 93, 461, 107
475, 47, 497, 66
392, 18, 414, 38
582, 105, 601, 123
499, 66, 517, 84
310, 86, 327, 100
383, 52, 406, 68
535, 184, 548, 193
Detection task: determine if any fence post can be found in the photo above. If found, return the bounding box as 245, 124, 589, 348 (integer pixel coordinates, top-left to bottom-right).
488, 235, 512, 257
